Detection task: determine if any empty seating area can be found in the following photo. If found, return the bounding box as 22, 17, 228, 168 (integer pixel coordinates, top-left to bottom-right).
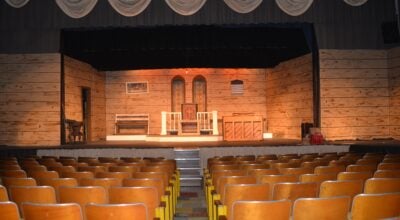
0, 156, 180, 220
205, 152, 400, 220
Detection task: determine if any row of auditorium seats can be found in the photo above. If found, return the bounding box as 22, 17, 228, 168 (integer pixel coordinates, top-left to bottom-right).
205, 152, 400, 220
0, 156, 180, 220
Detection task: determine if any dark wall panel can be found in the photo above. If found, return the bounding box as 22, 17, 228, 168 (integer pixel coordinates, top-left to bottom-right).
0, 0, 396, 53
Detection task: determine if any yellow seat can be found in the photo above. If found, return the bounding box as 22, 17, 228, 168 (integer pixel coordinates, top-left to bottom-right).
95, 171, 131, 180
48, 166, 76, 175
28, 170, 59, 179
79, 178, 122, 189
1, 177, 37, 188
109, 165, 140, 174
231, 200, 291, 220
0, 201, 19, 220
22, 202, 83, 220
351, 193, 400, 220
23, 165, 47, 172
62, 172, 95, 184
337, 171, 373, 182
0, 170, 27, 178
38, 178, 78, 201
258, 174, 298, 197
299, 173, 337, 191
314, 165, 345, 175
0, 185, 9, 201
319, 180, 363, 200
293, 196, 350, 220
248, 168, 279, 177
374, 170, 400, 178
9, 186, 56, 217
77, 166, 107, 175
85, 203, 148, 220
279, 167, 313, 180
377, 163, 400, 170
364, 178, 400, 194
346, 164, 376, 173
272, 182, 318, 201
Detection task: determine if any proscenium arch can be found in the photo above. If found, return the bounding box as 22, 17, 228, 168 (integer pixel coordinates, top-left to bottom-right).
192, 75, 207, 112
171, 75, 185, 112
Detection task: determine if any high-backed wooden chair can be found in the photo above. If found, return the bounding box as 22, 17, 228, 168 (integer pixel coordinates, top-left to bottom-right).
0, 201, 19, 220
292, 196, 350, 220
216, 184, 270, 220
85, 203, 148, 220
109, 186, 164, 220
216, 176, 257, 201
351, 193, 400, 220
374, 170, 400, 178
299, 173, 337, 191
346, 164, 376, 173
22, 202, 83, 220
0, 170, 27, 178
9, 186, 56, 216
272, 182, 318, 201
337, 171, 373, 182
319, 180, 363, 200
80, 178, 122, 189
231, 200, 291, 220
59, 186, 107, 219
258, 174, 297, 197
38, 178, 78, 201
364, 178, 400, 194
0, 185, 8, 201
1, 177, 37, 188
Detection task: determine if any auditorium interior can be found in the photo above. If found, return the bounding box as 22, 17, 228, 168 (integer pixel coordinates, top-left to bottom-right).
1, 0, 400, 219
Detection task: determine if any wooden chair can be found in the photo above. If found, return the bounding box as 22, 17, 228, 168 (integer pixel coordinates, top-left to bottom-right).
77, 166, 107, 175
374, 170, 400, 178
319, 180, 363, 200
98, 157, 120, 163
78, 157, 99, 164
231, 200, 291, 220
258, 174, 297, 197
0, 165, 21, 170
377, 163, 400, 170
364, 178, 400, 194
218, 184, 270, 220
292, 196, 350, 220
9, 186, 56, 216
272, 182, 318, 201
216, 176, 257, 201
22, 202, 83, 220
80, 178, 122, 189
28, 170, 59, 179
240, 164, 269, 171
346, 164, 376, 173
109, 165, 140, 174
248, 168, 279, 177
48, 166, 76, 175
0, 185, 8, 201
37, 178, 78, 201
109, 186, 164, 220
62, 172, 95, 183
299, 173, 337, 190
0, 170, 27, 178
314, 165, 345, 175
337, 171, 373, 182
23, 165, 47, 172
1, 177, 37, 188
278, 167, 313, 180
85, 203, 147, 220
351, 193, 400, 220
0, 201, 19, 220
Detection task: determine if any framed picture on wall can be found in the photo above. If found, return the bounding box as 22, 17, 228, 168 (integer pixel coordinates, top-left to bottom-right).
126, 82, 148, 94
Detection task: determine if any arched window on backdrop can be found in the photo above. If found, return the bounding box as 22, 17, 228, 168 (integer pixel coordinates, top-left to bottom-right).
192, 75, 207, 112
171, 76, 185, 112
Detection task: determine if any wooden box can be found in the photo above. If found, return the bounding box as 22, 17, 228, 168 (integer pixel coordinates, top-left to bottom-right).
223, 115, 263, 141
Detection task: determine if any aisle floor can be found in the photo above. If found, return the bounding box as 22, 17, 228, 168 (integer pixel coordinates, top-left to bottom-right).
174, 186, 208, 220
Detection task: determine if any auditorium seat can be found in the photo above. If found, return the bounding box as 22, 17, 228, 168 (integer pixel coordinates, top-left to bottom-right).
77, 157, 99, 164
0, 165, 21, 170
299, 173, 337, 192
279, 167, 313, 180
0, 201, 19, 220
22, 202, 83, 220
337, 172, 373, 182
346, 164, 376, 173
351, 193, 400, 220
79, 178, 122, 189
231, 200, 291, 220
247, 168, 280, 177
85, 203, 148, 220
2, 177, 37, 188
109, 186, 164, 220
119, 157, 142, 163
319, 180, 363, 200
23, 165, 47, 172
0, 185, 8, 201
95, 171, 132, 180
377, 163, 400, 170
239, 164, 269, 170
364, 178, 400, 194
0, 170, 27, 178
272, 182, 318, 201
374, 170, 400, 178
98, 157, 120, 163
258, 174, 297, 197
9, 186, 56, 216
314, 165, 345, 175
292, 196, 350, 220
77, 166, 107, 174
62, 172, 95, 183
38, 178, 78, 201
48, 165, 76, 175
28, 170, 59, 179
109, 165, 140, 174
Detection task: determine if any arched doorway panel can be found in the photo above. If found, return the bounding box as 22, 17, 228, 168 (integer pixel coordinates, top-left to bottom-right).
171, 76, 185, 112
192, 75, 207, 112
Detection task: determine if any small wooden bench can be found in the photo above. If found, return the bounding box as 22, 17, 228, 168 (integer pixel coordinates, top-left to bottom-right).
115, 114, 149, 135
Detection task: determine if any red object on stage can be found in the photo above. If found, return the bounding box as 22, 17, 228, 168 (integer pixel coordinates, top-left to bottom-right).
310, 133, 324, 145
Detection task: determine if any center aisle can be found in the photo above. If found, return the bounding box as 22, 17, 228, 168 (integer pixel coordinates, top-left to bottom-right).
174, 186, 208, 220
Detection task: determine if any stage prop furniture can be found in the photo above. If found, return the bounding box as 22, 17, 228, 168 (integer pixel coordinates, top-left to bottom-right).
115, 114, 149, 135
65, 119, 83, 143
179, 104, 199, 135
222, 114, 263, 141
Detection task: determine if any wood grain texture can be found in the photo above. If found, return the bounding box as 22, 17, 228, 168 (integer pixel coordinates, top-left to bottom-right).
64, 56, 106, 141
389, 47, 400, 140
106, 68, 267, 135
320, 49, 391, 140
0, 53, 61, 146
266, 54, 313, 139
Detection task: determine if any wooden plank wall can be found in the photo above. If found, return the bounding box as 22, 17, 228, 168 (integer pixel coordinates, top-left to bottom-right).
266, 54, 314, 139
64, 56, 106, 141
0, 53, 60, 146
389, 47, 400, 140
320, 49, 390, 140
105, 68, 267, 135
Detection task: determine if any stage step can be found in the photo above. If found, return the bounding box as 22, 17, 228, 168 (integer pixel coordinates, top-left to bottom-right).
175, 148, 202, 187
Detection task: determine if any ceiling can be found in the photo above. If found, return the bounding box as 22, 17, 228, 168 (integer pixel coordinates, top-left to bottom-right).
61, 24, 312, 71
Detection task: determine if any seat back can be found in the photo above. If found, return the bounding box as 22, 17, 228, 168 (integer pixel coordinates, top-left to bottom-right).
28, 171, 59, 179
351, 193, 400, 220
9, 186, 56, 216
299, 173, 337, 189
37, 178, 78, 201
337, 172, 373, 182
248, 169, 279, 177
232, 200, 291, 220
374, 170, 400, 178
293, 196, 350, 220
314, 165, 345, 175
364, 178, 400, 194
123, 178, 165, 197
377, 163, 400, 170
258, 174, 297, 197
0, 185, 8, 201
272, 182, 318, 201
0, 170, 27, 178
62, 172, 95, 183
85, 203, 147, 220
2, 177, 37, 188
217, 176, 257, 201
22, 202, 83, 220
319, 180, 363, 200
346, 164, 376, 173
0, 201, 19, 220
80, 178, 122, 189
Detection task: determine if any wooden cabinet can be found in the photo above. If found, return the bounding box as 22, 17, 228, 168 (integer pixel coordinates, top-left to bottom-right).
223, 115, 263, 141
